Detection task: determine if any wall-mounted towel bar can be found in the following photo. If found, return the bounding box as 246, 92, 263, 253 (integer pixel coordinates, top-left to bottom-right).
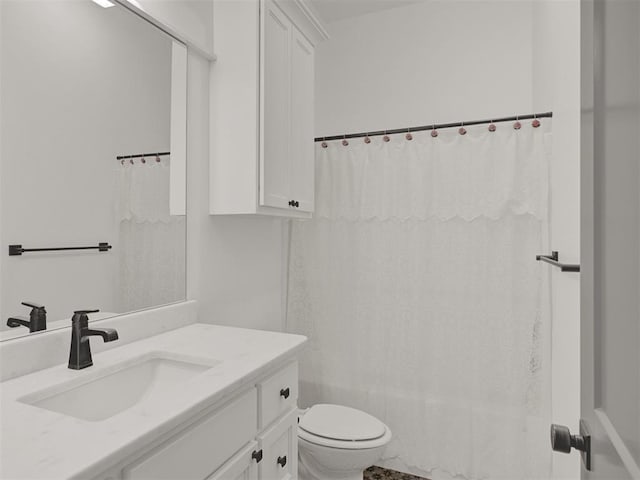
8, 243, 112, 256
536, 251, 580, 272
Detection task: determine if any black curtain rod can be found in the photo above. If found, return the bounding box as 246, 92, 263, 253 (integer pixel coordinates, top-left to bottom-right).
314, 111, 553, 142
116, 151, 170, 160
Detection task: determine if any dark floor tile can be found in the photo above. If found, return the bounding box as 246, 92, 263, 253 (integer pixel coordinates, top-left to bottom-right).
364, 466, 429, 480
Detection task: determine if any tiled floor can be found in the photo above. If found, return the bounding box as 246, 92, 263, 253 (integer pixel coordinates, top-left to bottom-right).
364, 466, 429, 480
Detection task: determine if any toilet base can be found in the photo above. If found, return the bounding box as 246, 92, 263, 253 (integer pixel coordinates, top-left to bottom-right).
298, 455, 364, 480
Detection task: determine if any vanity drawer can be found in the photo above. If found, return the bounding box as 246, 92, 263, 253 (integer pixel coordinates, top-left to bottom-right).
258, 362, 298, 429
257, 408, 298, 480
123, 388, 258, 480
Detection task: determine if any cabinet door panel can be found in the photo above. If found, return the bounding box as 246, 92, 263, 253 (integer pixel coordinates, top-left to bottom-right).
289, 28, 315, 213
258, 409, 299, 480
122, 389, 257, 480
260, 0, 291, 209
207, 441, 259, 480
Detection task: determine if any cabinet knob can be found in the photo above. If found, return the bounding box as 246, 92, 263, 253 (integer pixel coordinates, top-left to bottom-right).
251, 449, 263, 463
280, 387, 290, 399
277, 455, 287, 468
294, 201, 300, 208
288, 200, 294, 206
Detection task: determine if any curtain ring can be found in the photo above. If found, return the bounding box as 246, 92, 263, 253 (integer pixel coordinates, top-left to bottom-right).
405, 127, 413, 141
129, 158, 135, 165
383, 130, 390, 142
532, 113, 541, 128
342, 135, 349, 146
488, 120, 496, 132
141, 155, 146, 164
431, 123, 438, 138
155, 153, 161, 163
321, 137, 328, 148
364, 133, 371, 144
458, 122, 467, 136
514, 115, 522, 130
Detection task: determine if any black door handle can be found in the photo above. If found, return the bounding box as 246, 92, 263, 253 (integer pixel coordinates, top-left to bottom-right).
277, 455, 287, 468
280, 387, 290, 399
550, 422, 591, 470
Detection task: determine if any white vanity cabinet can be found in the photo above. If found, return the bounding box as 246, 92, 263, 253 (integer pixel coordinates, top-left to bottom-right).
103, 361, 300, 480
210, 0, 327, 217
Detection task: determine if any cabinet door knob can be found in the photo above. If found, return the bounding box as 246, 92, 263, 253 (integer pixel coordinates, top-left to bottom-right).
288, 200, 294, 207
277, 455, 287, 468
251, 449, 263, 463
280, 387, 290, 399
294, 201, 300, 208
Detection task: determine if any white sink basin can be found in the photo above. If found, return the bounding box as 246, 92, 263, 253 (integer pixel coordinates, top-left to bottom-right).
19, 352, 220, 421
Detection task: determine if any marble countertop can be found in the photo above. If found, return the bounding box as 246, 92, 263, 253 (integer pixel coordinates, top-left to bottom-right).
0, 323, 307, 479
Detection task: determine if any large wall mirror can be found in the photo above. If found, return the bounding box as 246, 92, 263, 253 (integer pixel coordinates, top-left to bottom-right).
0, 0, 187, 341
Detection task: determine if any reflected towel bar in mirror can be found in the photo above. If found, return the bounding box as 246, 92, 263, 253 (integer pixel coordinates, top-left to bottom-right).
536, 251, 580, 272
9, 243, 112, 256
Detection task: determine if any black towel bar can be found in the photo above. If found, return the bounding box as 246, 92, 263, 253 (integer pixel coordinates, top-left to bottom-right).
536, 251, 580, 272
9, 243, 112, 256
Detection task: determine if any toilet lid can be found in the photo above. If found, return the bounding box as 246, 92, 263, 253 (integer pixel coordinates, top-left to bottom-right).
299, 404, 386, 441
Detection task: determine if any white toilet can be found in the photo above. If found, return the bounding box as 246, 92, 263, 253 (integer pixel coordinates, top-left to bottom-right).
297, 404, 392, 480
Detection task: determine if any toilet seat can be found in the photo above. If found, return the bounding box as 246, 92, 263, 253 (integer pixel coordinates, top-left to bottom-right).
298, 404, 391, 450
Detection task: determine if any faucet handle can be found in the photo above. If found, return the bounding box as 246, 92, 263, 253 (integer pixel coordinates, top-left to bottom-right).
73, 309, 100, 315
22, 301, 45, 310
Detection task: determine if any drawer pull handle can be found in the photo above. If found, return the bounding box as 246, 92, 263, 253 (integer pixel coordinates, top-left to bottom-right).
252, 449, 263, 463
277, 455, 287, 468
280, 387, 290, 399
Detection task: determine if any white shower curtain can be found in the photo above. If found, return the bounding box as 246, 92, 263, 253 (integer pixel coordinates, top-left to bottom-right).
287, 122, 552, 480
117, 157, 185, 313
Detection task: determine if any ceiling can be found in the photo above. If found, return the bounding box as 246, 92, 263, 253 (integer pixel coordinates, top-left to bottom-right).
309, 0, 425, 24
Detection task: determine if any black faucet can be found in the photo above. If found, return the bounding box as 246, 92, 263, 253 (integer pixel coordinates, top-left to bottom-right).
68, 309, 119, 370
7, 302, 47, 332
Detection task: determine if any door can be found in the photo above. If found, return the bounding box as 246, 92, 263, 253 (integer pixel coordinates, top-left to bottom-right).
289, 27, 315, 213
579, 0, 640, 478
257, 409, 298, 480
207, 442, 259, 480
260, 0, 291, 210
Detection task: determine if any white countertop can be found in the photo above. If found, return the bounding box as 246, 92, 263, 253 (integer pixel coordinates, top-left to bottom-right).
0, 323, 307, 480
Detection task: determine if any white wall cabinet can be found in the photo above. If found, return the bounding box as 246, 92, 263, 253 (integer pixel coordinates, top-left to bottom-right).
96, 361, 300, 480
210, 0, 327, 217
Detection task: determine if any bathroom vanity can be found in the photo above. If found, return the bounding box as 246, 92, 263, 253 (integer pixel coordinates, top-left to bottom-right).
0, 323, 306, 480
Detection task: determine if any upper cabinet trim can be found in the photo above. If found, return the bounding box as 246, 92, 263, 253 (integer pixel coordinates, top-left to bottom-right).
273, 0, 330, 45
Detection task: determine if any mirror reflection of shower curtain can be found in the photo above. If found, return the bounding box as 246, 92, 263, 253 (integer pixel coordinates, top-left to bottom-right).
117, 157, 185, 313
287, 123, 552, 480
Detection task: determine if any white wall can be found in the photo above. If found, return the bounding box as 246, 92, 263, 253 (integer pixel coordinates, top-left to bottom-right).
315, 0, 535, 137
185, 52, 287, 333
315, 2, 581, 479
532, 2, 581, 479
0, 1, 172, 326
132, 0, 214, 57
